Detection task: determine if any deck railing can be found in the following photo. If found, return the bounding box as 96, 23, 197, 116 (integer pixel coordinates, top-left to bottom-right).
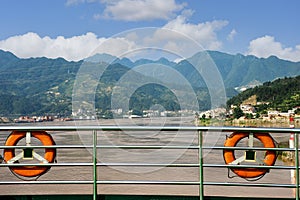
0, 126, 300, 200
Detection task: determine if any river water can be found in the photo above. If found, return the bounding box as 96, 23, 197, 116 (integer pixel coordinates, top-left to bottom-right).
0, 117, 296, 198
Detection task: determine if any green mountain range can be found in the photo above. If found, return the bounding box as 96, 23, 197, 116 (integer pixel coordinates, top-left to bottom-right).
0, 49, 299, 118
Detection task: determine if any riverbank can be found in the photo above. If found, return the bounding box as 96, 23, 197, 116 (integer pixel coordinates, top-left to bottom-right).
197, 117, 300, 128
2, 116, 300, 129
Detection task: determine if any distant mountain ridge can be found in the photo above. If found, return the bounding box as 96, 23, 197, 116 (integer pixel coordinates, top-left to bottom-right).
199, 51, 300, 88
0, 49, 299, 117
85, 53, 177, 68
84, 51, 300, 89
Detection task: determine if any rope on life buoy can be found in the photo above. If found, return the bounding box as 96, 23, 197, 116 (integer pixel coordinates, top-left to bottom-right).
223, 132, 277, 179
3, 130, 56, 178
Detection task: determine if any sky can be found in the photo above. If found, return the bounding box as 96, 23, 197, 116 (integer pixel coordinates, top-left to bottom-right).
0, 0, 299, 62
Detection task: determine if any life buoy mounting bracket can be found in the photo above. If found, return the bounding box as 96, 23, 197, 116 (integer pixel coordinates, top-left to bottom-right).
223, 132, 277, 180
3, 130, 56, 179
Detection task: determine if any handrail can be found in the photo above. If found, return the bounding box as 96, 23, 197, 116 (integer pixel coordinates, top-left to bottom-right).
0, 125, 300, 132
0, 126, 299, 200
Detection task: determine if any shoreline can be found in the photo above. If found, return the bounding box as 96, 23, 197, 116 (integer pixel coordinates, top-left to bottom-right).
1, 116, 300, 128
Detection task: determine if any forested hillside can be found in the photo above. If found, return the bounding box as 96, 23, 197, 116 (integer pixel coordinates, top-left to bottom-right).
227, 75, 300, 112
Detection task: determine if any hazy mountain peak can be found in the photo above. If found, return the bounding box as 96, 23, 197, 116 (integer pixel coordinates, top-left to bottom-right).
84, 53, 119, 63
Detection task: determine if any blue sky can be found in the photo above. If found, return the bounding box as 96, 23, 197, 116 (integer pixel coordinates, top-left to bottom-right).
0, 0, 299, 61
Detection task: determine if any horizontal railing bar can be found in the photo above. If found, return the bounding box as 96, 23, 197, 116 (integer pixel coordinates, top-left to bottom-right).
0, 180, 200, 185
97, 145, 199, 149
1, 163, 293, 170
0, 163, 200, 167
0, 180, 201, 185
97, 181, 299, 188
0, 144, 295, 151
0, 180, 296, 188
0, 145, 94, 149
96, 163, 200, 167
0, 180, 94, 185
203, 146, 295, 151
0, 126, 299, 133
0, 163, 93, 167
204, 182, 296, 188
97, 180, 201, 184
0, 145, 200, 149
203, 164, 295, 170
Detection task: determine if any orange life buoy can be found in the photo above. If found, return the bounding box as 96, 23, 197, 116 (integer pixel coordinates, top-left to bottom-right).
3, 130, 56, 177
223, 132, 276, 178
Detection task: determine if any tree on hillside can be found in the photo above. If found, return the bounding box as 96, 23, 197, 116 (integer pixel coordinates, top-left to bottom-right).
233, 107, 244, 119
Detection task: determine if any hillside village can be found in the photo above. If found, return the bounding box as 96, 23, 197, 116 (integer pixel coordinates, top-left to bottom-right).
228, 95, 300, 120
196, 91, 300, 127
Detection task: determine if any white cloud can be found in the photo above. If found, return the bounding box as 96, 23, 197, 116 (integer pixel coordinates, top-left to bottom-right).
157, 10, 228, 51
93, 37, 138, 57
115, 11, 227, 59
247, 35, 300, 62
0, 10, 228, 62
227, 29, 237, 41
67, 0, 186, 21
100, 0, 186, 21
0, 32, 137, 61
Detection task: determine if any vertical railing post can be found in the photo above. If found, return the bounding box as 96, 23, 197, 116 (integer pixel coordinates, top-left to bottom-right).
295, 131, 299, 200
198, 130, 204, 200
93, 130, 98, 200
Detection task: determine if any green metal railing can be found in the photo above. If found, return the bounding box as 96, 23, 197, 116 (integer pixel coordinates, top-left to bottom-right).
0, 126, 300, 200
